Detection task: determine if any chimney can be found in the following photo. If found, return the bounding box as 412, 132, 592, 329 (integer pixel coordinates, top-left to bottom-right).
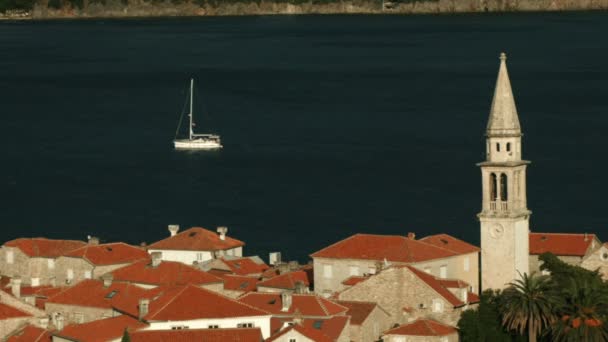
11, 276, 21, 299
281, 291, 292, 312
584, 232, 589, 241
294, 281, 307, 294
102, 273, 113, 288
151, 252, 162, 268
269, 252, 282, 266
56, 315, 65, 331
407, 232, 416, 240
139, 298, 150, 320
39, 317, 49, 329
217, 226, 228, 241
88, 236, 100, 245
168, 224, 180, 237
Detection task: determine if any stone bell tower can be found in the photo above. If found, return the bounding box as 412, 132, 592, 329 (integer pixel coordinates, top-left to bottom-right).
478, 53, 531, 290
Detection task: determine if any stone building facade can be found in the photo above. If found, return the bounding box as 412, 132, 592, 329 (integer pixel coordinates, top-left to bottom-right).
338, 300, 392, 342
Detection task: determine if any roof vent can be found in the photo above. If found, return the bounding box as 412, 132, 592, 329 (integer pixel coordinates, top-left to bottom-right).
407, 232, 416, 240
281, 291, 292, 312
440, 239, 449, 245
88, 236, 100, 245
151, 252, 162, 268
102, 273, 113, 288
189, 232, 197, 237
541, 235, 548, 241
138, 298, 150, 320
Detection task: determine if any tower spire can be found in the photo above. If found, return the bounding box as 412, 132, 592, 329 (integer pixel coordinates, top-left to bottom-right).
486, 52, 521, 137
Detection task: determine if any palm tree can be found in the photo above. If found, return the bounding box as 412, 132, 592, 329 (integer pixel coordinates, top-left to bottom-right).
499, 272, 557, 342
550, 277, 608, 342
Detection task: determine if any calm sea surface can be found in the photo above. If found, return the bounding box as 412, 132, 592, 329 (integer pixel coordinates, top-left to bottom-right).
1, 13, 608, 261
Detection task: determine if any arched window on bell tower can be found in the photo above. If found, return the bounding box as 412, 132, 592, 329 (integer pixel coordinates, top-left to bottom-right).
500, 173, 508, 201
490, 173, 498, 201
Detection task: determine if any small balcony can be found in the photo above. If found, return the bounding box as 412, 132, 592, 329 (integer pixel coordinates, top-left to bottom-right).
489, 201, 508, 212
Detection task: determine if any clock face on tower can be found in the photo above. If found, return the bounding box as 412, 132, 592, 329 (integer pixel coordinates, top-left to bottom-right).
490, 224, 504, 239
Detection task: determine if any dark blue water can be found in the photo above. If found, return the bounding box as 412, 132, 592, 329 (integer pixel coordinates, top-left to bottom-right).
2, 13, 608, 262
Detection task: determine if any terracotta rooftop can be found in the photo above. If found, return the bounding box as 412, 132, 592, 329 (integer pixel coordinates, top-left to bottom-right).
257, 270, 310, 290
129, 328, 263, 342
438, 279, 470, 289
336, 300, 380, 325
220, 257, 269, 276
141, 284, 268, 321
4, 238, 86, 258
384, 318, 458, 337
63, 242, 149, 266
220, 274, 259, 292
405, 266, 466, 307
341, 276, 369, 286
6, 325, 52, 342
111, 259, 222, 286
148, 227, 244, 251
267, 324, 333, 342
310, 233, 464, 263
419, 234, 480, 254
46, 279, 150, 309
239, 292, 348, 317
301, 316, 350, 341
54, 315, 146, 342
529, 232, 598, 256
0, 302, 32, 320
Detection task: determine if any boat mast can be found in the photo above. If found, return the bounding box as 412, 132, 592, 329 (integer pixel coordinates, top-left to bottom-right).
189, 78, 194, 140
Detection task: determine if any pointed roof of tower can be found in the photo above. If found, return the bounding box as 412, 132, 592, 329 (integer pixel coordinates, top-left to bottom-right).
486, 52, 521, 137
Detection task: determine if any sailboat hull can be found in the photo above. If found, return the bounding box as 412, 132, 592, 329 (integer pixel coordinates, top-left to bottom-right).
174, 139, 222, 150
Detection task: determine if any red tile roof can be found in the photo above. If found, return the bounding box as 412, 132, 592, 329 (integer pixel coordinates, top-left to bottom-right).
336, 300, 379, 325
310, 234, 461, 263
54, 315, 146, 342
63, 242, 149, 266
384, 318, 458, 337
129, 328, 263, 342
4, 238, 86, 258
405, 266, 465, 307
239, 293, 348, 317
111, 259, 222, 286
266, 324, 333, 342
148, 227, 244, 251
438, 279, 469, 289
220, 274, 259, 292
257, 271, 309, 290
301, 316, 350, 340
341, 276, 369, 286
529, 233, 598, 256
46, 279, 150, 309
6, 325, 52, 342
468, 291, 480, 304
220, 257, 269, 276
0, 302, 32, 320
142, 285, 268, 321
419, 234, 480, 254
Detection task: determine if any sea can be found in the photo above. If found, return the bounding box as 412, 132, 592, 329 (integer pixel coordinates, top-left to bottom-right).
1, 12, 608, 262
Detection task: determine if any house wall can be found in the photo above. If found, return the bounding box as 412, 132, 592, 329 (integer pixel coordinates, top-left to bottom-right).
338, 267, 464, 326
92, 263, 132, 279
270, 329, 316, 342
45, 303, 116, 325
383, 332, 459, 342
581, 246, 608, 280
54, 257, 94, 286
0, 247, 58, 285
148, 247, 243, 265
354, 305, 392, 342
0, 317, 34, 339
411, 252, 479, 294
145, 315, 271, 338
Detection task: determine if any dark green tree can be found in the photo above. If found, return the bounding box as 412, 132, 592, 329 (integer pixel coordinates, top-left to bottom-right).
121, 329, 131, 342
500, 272, 558, 342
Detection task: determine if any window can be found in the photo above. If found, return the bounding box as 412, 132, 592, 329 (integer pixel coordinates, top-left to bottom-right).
171, 325, 189, 330
500, 173, 508, 201
507, 142, 511, 152
84, 271, 92, 279
322, 264, 332, 279
67, 269, 74, 280
496, 143, 500, 152
105, 291, 118, 299
47, 259, 55, 269
464, 256, 470, 271
237, 323, 254, 328
6, 250, 14, 264
432, 299, 444, 313
349, 266, 359, 276
439, 265, 447, 279
602, 252, 608, 261
196, 253, 204, 261
289, 339, 297, 342
312, 320, 323, 329
490, 173, 498, 201
208, 325, 219, 329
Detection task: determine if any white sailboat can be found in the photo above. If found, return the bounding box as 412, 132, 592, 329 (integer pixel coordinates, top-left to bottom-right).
173, 79, 222, 150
